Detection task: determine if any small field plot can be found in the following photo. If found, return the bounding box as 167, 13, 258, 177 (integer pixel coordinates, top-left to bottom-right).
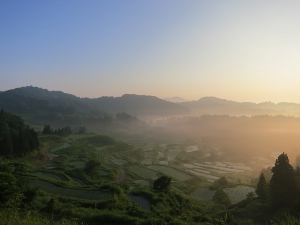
67, 133, 98, 140
157, 152, 164, 159
134, 180, 149, 186
111, 157, 127, 165
148, 165, 191, 181
99, 170, 110, 176
194, 163, 244, 173
129, 166, 157, 180
224, 185, 257, 204
159, 161, 168, 165
69, 161, 85, 168
159, 144, 167, 149
186, 170, 219, 181
191, 188, 215, 201
143, 144, 154, 151
167, 149, 182, 161
49, 142, 70, 153
31, 180, 108, 200
141, 159, 152, 165
185, 145, 199, 153
31, 172, 63, 181
141, 151, 154, 165
102, 163, 115, 170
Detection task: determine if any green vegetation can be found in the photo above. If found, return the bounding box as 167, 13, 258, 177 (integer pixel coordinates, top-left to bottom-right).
3, 110, 300, 224
0, 109, 39, 157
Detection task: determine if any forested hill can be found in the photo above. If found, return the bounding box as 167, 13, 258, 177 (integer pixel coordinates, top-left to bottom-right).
0, 86, 189, 118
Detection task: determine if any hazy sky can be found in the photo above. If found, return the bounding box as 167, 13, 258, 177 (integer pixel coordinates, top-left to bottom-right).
1, 1, 300, 103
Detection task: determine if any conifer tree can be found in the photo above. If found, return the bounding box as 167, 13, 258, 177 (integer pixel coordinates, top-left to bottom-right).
270, 152, 298, 209
256, 173, 267, 200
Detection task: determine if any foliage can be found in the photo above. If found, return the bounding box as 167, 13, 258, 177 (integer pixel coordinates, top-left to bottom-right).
0, 109, 39, 157
84, 159, 101, 176
210, 176, 230, 190
212, 189, 231, 207
153, 175, 171, 192
256, 173, 267, 200
42, 124, 72, 137
270, 152, 298, 209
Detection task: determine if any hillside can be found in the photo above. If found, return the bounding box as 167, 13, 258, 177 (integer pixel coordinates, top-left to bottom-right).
0, 87, 189, 119
180, 96, 300, 116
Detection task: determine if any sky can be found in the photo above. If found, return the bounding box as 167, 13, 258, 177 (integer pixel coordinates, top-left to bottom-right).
1, 0, 300, 103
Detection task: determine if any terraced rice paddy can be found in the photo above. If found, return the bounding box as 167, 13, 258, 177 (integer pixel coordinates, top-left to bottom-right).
159, 161, 168, 165
185, 145, 199, 152
148, 165, 191, 181
157, 152, 164, 159
224, 185, 257, 204
134, 180, 149, 186
102, 163, 115, 170
141, 159, 152, 165
141, 151, 154, 165
194, 163, 244, 172
32, 172, 63, 181
31, 180, 108, 200
111, 157, 127, 165
99, 170, 110, 176
67, 133, 98, 140
167, 148, 182, 161
186, 170, 219, 181
50, 142, 70, 152
69, 161, 85, 168
191, 186, 257, 203
191, 188, 215, 201
129, 166, 157, 180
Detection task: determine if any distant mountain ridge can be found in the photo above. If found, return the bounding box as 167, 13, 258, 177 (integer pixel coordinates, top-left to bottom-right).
180, 96, 300, 116
1, 86, 300, 118
163, 96, 187, 103
0, 86, 189, 118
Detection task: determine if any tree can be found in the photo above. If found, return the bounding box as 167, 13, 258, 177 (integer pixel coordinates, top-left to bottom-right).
84, 159, 101, 176
256, 173, 267, 200
212, 189, 231, 207
153, 175, 171, 192
79, 126, 86, 134
270, 152, 298, 209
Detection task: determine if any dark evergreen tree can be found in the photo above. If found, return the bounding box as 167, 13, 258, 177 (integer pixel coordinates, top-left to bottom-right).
256, 173, 267, 200
212, 189, 231, 206
153, 175, 171, 192
270, 152, 298, 209
0, 133, 13, 156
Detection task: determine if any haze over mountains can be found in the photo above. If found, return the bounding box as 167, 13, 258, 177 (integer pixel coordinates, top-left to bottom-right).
1, 86, 300, 119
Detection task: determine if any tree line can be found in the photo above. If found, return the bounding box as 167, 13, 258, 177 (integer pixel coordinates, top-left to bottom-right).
255, 152, 300, 211
0, 109, 39, 157
42, 125, 72, 137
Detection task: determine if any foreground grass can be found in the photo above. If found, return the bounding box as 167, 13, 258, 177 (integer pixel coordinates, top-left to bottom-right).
0, 210, 78, 225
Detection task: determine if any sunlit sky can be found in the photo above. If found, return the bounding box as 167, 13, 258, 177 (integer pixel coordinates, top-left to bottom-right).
1, 1, 300, 103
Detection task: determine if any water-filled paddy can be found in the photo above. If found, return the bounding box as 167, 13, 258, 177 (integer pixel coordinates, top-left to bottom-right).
31, 180, 108, 200
32, 172, 63, 181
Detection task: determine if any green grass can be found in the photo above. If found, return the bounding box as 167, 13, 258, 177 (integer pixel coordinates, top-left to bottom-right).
69, 161, 86, 168
67, 133, 98, 140
50, 142, 70, 152
147, 165, 192, 181
0, 210, 78, 225
31, 180, 109, 200
129, 166, 158, 180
